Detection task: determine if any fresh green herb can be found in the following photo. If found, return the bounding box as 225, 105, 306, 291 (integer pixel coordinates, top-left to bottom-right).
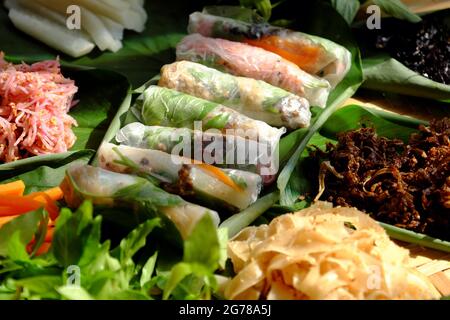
239, 0, 273, 20
0, 201, 170, 300
371, 0, 421, 23
331, 0, 421, 25
331, 0, 360, 25
163, 214, 224, 300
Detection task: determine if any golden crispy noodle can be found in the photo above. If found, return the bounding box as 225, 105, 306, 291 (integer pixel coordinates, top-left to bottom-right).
225, 203, 440, 300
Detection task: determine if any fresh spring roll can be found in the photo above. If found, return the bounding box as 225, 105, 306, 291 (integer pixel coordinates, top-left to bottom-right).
97, 142, 262, 211
135, 85, 286, 147
115, 123, 279, 184
159, 61, 311, 129
60, 165, 219, 240
176, 34, 331, 108
188, 10, 352, 88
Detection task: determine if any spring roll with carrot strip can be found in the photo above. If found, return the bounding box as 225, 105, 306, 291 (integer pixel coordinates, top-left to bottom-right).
134, 85, 285, 147
116, 123, 279, 185
188, 10, 351, 88
61, 165, 219, 240
97, 143, 262, 211
176, 34, 331, 108
159, 61, 311, 129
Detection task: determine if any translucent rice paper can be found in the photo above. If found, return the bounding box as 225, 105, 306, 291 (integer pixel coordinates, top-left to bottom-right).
116, 123, 280, 184
225, 203, 440, 300
159, 61, 311, 129
188, 11, 352, 88
62, 165, 220, 240
97, 143, 262, 210
176, 34, 331, 108
136, 86, 286, 151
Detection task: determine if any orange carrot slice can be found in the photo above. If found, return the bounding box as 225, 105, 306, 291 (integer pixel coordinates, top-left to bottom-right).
0, 180, 26, 197
196, 163, 242, 191
44, 226, 54, 242
34, 242, 51, 256
25, 192, 59, 220
42, 187, 64, 201
0, 196, 44, 216
244, 36, 320, 73
0, 216, 17, 227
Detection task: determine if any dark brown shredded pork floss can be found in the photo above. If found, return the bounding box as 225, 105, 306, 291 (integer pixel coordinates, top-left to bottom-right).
311, 118, 450, 241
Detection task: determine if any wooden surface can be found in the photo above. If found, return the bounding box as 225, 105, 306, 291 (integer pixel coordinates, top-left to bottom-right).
399, 242, 450, 297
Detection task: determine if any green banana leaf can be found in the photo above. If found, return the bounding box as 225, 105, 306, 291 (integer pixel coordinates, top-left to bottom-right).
276, 0, 363, 206
0, 68, 131, 181
362, 55, 450, 101
290, 104, 450, 252
0, 0, 198, 88
1, 150, 94, 194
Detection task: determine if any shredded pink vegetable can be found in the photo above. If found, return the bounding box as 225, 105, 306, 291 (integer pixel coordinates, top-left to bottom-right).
0, 53, 78, 162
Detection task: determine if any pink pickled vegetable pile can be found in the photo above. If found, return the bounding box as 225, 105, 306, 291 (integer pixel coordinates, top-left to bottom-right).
0, 53, 78, 162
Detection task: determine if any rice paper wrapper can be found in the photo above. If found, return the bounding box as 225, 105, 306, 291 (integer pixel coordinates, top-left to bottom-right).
159, 61, 311, 129
176, 34, 331, 108
133, 86, 285, 174
97, 142, 262, 210
116, 123, 282, 181
61, 164, 220, 240
189, 10, 351, 88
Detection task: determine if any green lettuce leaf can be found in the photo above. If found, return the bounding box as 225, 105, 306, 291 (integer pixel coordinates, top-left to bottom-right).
0, 200, 164, 300
163, 214, 221, 300
0, 208, 47, 257
52, 202, 96, 267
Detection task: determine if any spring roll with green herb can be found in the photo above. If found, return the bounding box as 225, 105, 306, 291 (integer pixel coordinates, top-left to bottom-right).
116, 123, 279, 185
60, 165, 219, 240
176, 34, 331, 108
134, 85, 286, 147
97, 143, 262, 211
188, 10, 351, 88
159, 61, 311, 129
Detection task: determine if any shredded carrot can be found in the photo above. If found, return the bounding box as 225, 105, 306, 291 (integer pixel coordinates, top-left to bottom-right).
0, 181, 61, 256
44, 227, 54, 242
196, 163, 242, 192
42, 187, 64, 201
0, 196, 44, 216
0, 180, 26, 197
0, 186, 62, 219
33, 242, 52, 256
244, 36, 320, 73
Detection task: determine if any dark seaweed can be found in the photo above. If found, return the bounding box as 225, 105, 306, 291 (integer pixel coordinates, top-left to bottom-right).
310, 118, 450, 241
359, 11, 450, 85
